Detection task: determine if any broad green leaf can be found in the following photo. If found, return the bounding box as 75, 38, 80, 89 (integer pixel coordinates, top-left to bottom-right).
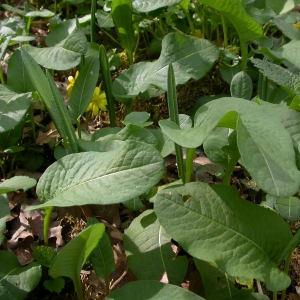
49, 224, 105, 296
203, 127, 230, 168
0, 120, 24, 150
111, 0, 135, 64
281, 40, 300, 69
160, 97, 300, 197
219, 61, 243, 85
154, 182, 292, 291
112, 33, 220, 100
0, 195, 10, 245
91, 127, 121, 141
124, 210, 187, 284
20, 48, 78, 153
107, 280, 204, 300
200, 0, 262, 43
250, 58, 298, 94
24, 28, 87, 70
0, 250, 41, 300
7, 49, 36, 93
254, 100, 300, 157
96, 10, 114, 28
78, 139, 123, 152
0, 85, 31, 133
230, 71, 253, 100
194, 259, 269, 300
0, 176, 36, 194
86, 218, 115, 279
267, 0, 300, 14
132, 0, 181, 12
122, 197, 144, 211
69, 55, 100, 122
263, 194, 300, 222
28, 140, 164, 209
123, 112, 153, 127
1, 4, 26, 16
43, 277, 65, 293
272, 18, 300, 40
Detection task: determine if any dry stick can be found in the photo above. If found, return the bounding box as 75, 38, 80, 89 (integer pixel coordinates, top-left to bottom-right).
109, 269, 128, 291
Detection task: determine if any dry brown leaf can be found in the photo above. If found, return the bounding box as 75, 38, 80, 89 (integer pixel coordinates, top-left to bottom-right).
35, 121, 59, 144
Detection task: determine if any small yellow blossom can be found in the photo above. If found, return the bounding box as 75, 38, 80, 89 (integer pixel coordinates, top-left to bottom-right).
293, 22, 300, 30
86, 87, 107, 116
66, 71, 79, 97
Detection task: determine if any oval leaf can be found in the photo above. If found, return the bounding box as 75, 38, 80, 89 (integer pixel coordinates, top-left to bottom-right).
154, 182, 292, 291
107, 280, 204, 300
230, 71, 253, 100
29, 140, 164, 209
24, 28, 87, 70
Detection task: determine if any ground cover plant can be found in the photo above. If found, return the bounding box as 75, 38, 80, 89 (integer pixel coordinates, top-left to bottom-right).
1, 0, 300, 299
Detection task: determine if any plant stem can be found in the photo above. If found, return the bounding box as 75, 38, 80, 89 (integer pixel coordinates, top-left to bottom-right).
0, 64, 5, 85
185, 148, 196, 183
43, 206, 54, 246
91, 0, 97, 42
167, 64, 185, 183
221, 14, 228, 49
273, 291, 277, 300
281, 251, 293, 300
180, 4, 195, 36
201, 4, 205, 40
99, 45, 117, 127
29, 103, 36, 141
222, 155, 239, 186
100, 28, 121, 47
77, 119, 82, 139
240, 41, 248, 72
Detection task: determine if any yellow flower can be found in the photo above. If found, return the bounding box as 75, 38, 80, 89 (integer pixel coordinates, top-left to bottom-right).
66, 71, 79, 97
86, 87, 107, 116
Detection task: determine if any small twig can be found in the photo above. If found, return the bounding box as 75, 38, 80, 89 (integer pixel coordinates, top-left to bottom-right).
109, 268, 128, 291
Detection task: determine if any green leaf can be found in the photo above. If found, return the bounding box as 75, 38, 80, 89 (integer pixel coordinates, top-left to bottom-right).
250, 58, 298, 94
78, 139, 124, 152
0, 120, 24, 151
132, 0, 181, 12
0, 195, 10, 245
194, 259, 269, 300
0, 176, 36, 194
281, 40, 300, 69
23, 28, 87, 70
32, 246, 57, 268
49, 224, 105, 297
230, 71, 253, 100
25, 9, 55, 18
200, 0, 262, 43
86, 218, 115, 280
272, 18, 300, 40
154, 182, 292, 291
43, 277, 65, 293
203, 127, 230, 168
28, 140, 164, 209
111, 0, 135, 64
160, 98, 300, 197
107, 280, 205, 299
0, 250, 41, 300
124, 210, 187, 284
0, 35, 11, 61
266, 0, 300, 14
123, 112, 153, 127
96, 10, 114, 28
69, 55, 100, 122
7, 49, 36, 93
0, 85, 31, 133
122, 197, 144, 211
112, 33, 220, 100
19, 48, 78, 153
